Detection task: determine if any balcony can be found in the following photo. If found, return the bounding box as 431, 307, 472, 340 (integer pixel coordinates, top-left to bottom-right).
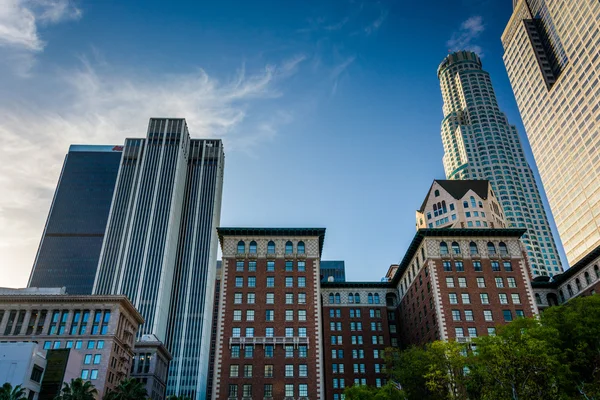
229, 336, 309, 349
456, 337, 472, 343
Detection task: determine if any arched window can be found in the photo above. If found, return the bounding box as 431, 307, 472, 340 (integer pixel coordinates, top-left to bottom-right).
329, 293, 334, 304
354, 293, 361, 304
285, 241, 293, 254
249, 241, 257, 254
469, 242, 478, 255
348, 293, 354, 304
440, 242, 449, 255
434, 189, 440, 197
559, 290, 565, 303
335, 293, 341, 304
478, 201, 483, 208
452, 242, 461, 255
237, 241, 245, 254
547, 293, 558, 306
470, 196, 477, 208
442, 201, 447, 213
575, 279, 582, 292
487, 242, 496, 255
267, 241, 275, 254
567, 284, 574, 297
298, 241, 305, 254
499, 242, 508, 256
595, 265, 600, 279
368, 293, 374, 304
374, 293, 380, 304
433, 203, 438, 217
535, 293, 542, 305
463, 201, 469, 208
585, 271, 591, 285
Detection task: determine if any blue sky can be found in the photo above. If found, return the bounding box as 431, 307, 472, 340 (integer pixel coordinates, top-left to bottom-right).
0, 0, 566, 286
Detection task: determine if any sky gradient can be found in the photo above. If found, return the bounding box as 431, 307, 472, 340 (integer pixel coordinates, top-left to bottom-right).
0, 0, 567, 287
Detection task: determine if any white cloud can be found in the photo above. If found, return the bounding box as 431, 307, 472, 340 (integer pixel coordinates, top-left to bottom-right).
447, 16, 485, 55
364, 10, 388, 35
0, 55, 299, 287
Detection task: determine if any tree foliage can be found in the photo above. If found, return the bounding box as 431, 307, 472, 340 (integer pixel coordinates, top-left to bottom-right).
0, 383, 26, 400
103, 378, 147, 400
386, 295, 600, 400
54, 378, 97, 400
344, 382, 406, 400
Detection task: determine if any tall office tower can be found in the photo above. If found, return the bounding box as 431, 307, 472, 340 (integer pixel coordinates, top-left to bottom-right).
28, 145, 122, 294
213, 228, 326, 400
93, 118, 224, 400
437, 51, 562, 276
502, 0, 600, 266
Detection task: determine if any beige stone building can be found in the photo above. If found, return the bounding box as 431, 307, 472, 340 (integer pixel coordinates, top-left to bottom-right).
0, 290, 143, 398
416, 180, 506, 230
502, 0, 600, 265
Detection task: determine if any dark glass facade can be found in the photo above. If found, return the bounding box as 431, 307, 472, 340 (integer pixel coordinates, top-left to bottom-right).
28, 145, 122, 294
320, 260, 346, 283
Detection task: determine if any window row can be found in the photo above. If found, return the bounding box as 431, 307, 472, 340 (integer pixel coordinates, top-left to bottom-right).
234, 276, 306, 288
446, 276, 517, 288
233, 309, 307, 322
80, 369, 99, 380
43, 340, 104, 350
233, 292, 307, 304
235, 260, 306, 272
232, 326, 308, 338
332, 363, 384, 374
448, 292, 522, 305
229, 364, 308, 378
2, 309, 111, 337
231, 344, 307, 358
328, 292, 380, 304
229, 383, 308, 398
237, 240, 305, 255
440, 241, 509, 256
443, 260, 513, 272
451, 308, 523, 322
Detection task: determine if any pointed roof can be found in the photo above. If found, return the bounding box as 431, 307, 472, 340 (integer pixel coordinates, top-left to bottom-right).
419, 180, 490, 212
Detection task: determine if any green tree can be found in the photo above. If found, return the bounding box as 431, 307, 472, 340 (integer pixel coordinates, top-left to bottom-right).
103, 378, 147, 400
54, 378, 97, 400
469, 317, 568, 400
166, 396, 191, 400
373, 382, 407, 400
423, 340, 470, 400
541, 294, 600, 398
344, 383, 406, 400
0, 383, 27, 400
385, 346, 432, 400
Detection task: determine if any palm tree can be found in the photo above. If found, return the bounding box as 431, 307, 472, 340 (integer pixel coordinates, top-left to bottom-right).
103, 378, 147, 400
54, 378, 97, 400
0, 383, 27, 400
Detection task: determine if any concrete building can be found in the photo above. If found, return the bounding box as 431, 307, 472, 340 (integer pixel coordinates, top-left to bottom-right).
502, 0, 600, 266
131, 335, 172, 400
319, 282, 398, 400
0, 291, 143, 398
320, 261, 346, 283
437, 51, 562, 277
416, 180, 506, 230
28, 145, 123, 295
92, 118, 224, 399
0, 342, 46, 400
213, 228, 326, 400
532, 244, 600, 310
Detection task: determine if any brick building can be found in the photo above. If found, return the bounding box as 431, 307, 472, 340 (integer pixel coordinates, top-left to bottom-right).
213, 228, 326, 400
0, 291, 143, 398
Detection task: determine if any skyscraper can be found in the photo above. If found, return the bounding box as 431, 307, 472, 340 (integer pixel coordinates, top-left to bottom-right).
437, 51, 562, 276
28, 145, 122, 294
502, 0, 600, 266
93, 118, 224, 400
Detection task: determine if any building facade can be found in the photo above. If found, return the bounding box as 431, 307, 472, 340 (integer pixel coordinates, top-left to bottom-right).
92, 118, 224, 399
502, 0, 600, 265
131, 335, 172, 400
437, 51, 562, 277
0, 342, 46, 400
0, 292, 143, 399
28, 145, 123, 295
416, 180, 506, 230
213, 228, 326, 400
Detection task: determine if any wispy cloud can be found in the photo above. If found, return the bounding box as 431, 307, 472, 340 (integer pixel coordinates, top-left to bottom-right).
364, 9, 388, 35
446, 16, 485, 55
324, 17, 350, 31
0, 54, 300, 286
330, 55, 356, 96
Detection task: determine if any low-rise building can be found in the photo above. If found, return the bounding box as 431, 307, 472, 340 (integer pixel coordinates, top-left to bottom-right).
0, 342, 46, 400
131, 335, 171, 400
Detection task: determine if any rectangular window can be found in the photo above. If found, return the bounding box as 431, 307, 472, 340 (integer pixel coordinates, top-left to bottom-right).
285, 261, 293, 271
298, 261, 306, 272
298, 293, 306, 304
265, 327, 274, 337
473, 261, 482, 272
248, 277, 256, 288
236, 261, 244, 271
491, 262, 500, 272
87, 341, 95, 349
499, 293, 508, 304
298, 277, 306, 287
266, 277, 275, 288
81, 370, 89, 379
264, 365, 273, 378
452, 310, 461, 321
461, 293, 471, 304
230, 365, 239, 378
267, 261, 275, 272
265, 345, 274, 358
503, 310, 513, 322
480, 293, 489, 304
266, 310, 274, 321
232, 328, 241, 337
242, 384, 252, 397
298, 310, 307, 321
511, 294, 521, 304
244, 345, 254, 358
299, 384, 308, 396
285, 345, 294, 358
458, 277, 467, 287
248, 261, 256, 272
266, 293, 274, 304
286, 310, 294, 321
488, 327, 496, 336
464, 310, 474, 321
285, 384, 294, 397
246, 310, 255, 321
446, 277, 455, 287
286, 293, 294, 304
455, 261, 464, 272
443, 261, 452, 272
477, 277, 485, 288
468, 327, 477, 337
516, 310, 525, 318
247, 293, 255, 304
245, 327, 254, 337
455, 327, 464, 338
495, 277, 504, 288
234, 293, 242, 304
244, 364, 253, 378
93, 355, 101, 364
503, 262, 513, 272
286, 328, 294, 337
285, 364, 294, 377
299, 345, 307, 357
449, 293, 458, 304
84, 354, 92, 365
507, 277, 517, 288
233, 310, 242, 321
228, 385, 237, 397
298, 327, 307, 337
483, 310, 493, 321
235, 277, 243, 287
264, 384, 273, 397
285, 277, 293, 287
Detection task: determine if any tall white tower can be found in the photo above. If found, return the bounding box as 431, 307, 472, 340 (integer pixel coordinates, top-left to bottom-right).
437, 51, 562, 276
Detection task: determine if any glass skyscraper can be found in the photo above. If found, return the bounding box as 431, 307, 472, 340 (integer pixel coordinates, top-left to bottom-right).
437, 51, 562, 276
93, 118, 224, 400
28, 145, 122, 294
502, 0, 600, 266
